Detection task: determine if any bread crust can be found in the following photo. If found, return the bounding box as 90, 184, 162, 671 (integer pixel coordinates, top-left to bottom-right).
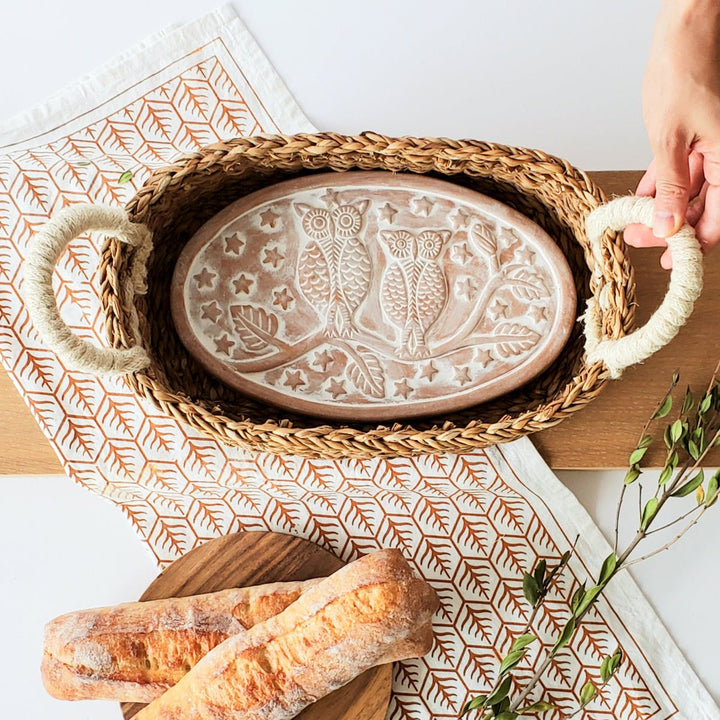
42, 580, 318, 702
135, 549, 439, 720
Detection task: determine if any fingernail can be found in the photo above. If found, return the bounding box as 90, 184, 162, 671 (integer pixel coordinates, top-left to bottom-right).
653, 212, 676, 238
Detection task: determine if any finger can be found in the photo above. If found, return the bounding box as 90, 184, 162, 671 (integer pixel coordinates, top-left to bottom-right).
694, 183, 720, 250
686, 183, 708, 227
651, 140, 691, 237
635, 164, 656, 196
623, 223, 668, 248
702, 151, 720, 186
660, 247, 673, 269
688, 150, 706, 198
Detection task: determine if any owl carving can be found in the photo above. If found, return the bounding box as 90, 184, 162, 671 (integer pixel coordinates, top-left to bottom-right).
379, 229, 450, 358
294, 200, 371, 338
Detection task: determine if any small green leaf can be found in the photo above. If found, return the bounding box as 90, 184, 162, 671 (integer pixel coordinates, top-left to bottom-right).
575, 584, 603, 616
570, 583, 586, 615
511, 634, 537, 652
486, 676, 512, 706
668, 451, 679, 469
654, 395, 673, 419
533, 559, 547, 588
639, 434, 653, 448
462, 695, 488, 715
600, 656, 612, 682
681, 388, 694, 415
551, 617, 576, 655
76, 160, 92, 167
628, 447, 648, 465
517, 701, 556, 715
499, 648, 526, 676
598, 552, 617, 585
699, 394, 713, 414
624, 467, 641, 485
118, 169, 133, 184
658, 465, 674, 486
706, 475, 719, 507
523, 573, 540, 606
664, 425, 673, 449
609, 648, 623, 673
670, 419, 683, 443
640, 497, 659, 530
580, 681, 597, 707
495, 713, 518, 720
671, 470, 704, 497
688, 440, 700, 461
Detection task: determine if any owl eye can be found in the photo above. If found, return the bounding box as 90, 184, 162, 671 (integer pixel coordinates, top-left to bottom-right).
332, 205, 362, 237
302, 208, 331, 239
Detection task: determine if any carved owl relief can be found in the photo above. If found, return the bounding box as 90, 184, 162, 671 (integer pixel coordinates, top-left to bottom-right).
379, 229, 450, 359
294, 200, 371, 338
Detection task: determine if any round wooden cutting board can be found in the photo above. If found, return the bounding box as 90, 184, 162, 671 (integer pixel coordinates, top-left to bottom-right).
121, 531, 393, 720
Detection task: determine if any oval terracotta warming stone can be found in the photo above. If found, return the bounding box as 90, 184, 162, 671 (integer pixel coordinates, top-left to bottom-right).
171, 171, 577, 421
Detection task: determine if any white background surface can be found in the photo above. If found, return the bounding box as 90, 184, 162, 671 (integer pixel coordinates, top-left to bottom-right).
2, 1, 719, 719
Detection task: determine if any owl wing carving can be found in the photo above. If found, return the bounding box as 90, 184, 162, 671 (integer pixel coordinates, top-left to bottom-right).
380, 263, 409, 328
416, 260, 447, 332
339, 235, 372, 313
297, 240, 332, 312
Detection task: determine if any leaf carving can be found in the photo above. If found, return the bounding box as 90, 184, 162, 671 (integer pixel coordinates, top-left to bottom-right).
470, 220, 497, 255
345, 344, 385, 398
493, 323, 540, 358
507, 266, 550, 301
230, 305, 279, 353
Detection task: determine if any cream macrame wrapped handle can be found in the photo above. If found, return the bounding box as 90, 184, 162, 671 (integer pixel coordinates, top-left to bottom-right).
583, 195, 703, 379
24, 204, 152, 376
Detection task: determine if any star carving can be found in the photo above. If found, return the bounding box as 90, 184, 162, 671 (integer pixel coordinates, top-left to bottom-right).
528, 304, 548, 323
452, 242, 474, 265
394, 378, 414, 399
320, 189, 340, 205
488, 299, 510, 321
263, 247, 285, 268
412, 196, 435, 217
452, 207, 472, 229
273, 287, 294, 311
454, 366, 472, 385
232, 274, 253, 294
515, 246, 536, 265
326, 378, 346, 399
457, 277, 478, 301
260, 208, 281, 228
214, 334, 234, 356
313, 350, 335, 372
224, 233, 245, 255
378, 203, 397, 223
475, 348, 492, 368
284, 370, 306, 391
201, 302, 222, 323
420, 362, 438, 382
193, 267, 216, 289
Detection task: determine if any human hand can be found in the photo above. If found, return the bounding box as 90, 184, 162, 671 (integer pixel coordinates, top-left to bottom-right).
624, 0, 720, 269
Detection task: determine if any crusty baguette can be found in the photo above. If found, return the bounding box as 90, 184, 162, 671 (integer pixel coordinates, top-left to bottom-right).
135, 549, 439, 720
42, 579, 320, 702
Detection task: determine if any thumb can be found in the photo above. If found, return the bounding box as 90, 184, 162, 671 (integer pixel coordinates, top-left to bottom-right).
652, 142, 691, 238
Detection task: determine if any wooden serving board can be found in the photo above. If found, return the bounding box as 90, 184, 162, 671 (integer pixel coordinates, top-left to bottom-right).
1, 170, 719, 471
120, 532, 393, 720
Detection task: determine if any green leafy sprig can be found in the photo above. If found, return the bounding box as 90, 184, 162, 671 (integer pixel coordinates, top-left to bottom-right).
461, 362, 720, 719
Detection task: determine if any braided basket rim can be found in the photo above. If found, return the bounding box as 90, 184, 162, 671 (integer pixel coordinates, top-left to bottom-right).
100, 132, 635, 458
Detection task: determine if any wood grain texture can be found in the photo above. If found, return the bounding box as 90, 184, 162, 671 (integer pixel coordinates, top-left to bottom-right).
120, 531, 393, 720
1, 170, 717, 472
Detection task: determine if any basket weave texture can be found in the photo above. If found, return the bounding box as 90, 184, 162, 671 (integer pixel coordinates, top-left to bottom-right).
100, 132, 635, 459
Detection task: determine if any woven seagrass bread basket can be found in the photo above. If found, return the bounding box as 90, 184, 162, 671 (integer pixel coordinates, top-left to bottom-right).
26, 132, 705, 458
